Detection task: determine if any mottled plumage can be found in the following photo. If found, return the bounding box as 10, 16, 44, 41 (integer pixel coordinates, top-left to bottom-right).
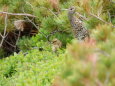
52, 38, 62, 52
68, 6, 89, 40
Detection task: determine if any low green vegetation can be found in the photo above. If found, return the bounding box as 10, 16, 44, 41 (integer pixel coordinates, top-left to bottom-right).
0, 35, 65, 86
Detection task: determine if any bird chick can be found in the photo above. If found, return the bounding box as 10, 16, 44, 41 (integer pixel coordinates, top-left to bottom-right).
52, 38, 62, 52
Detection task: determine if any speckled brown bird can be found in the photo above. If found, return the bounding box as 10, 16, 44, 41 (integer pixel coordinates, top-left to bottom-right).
52, 38, 62, 52
68, 6, 90, 41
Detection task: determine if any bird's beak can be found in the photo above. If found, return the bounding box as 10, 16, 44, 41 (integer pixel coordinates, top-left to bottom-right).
51, 41, 53, 44
61, 9, 68, 11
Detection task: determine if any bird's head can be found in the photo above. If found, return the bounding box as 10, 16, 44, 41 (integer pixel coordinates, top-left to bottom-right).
68, 6, 76, 15
52, 38, 58, 44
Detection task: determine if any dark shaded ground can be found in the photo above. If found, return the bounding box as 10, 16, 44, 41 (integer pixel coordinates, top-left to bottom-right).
0, 21, 38, 58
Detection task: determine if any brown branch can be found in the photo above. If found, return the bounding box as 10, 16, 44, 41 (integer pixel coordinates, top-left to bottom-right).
95, 79, 103, 86
89, 13, 108, 24
22, 9, 48, 39
0, 14, 8, 48
4, 40, 16, 48
104, 71, 110, 85
0, 12, 36, 17
16, 31, 21, 45
89, 13, 115, 28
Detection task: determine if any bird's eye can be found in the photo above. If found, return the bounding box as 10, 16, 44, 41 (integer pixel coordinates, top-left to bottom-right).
53, 41, 56, 43
70, 8, 73, 10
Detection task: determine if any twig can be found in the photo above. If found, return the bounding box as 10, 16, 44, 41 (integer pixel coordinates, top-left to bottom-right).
40, 6, 61, 21
48, 8, 58, 17
0, 14, 8, 48
22, 9, 48, 39
16, 31, 21, 45
26, 16, 48, 38
89, 13, 108, 24
0, 33, 3, 38
107, 11, 112, 23
94, 48, 110, 57
0, 12, 36, 17
97, 6, 103, 17
4, 40, 16, 48
25, 1, 34, 9
89, 13, 115, 28
95, 79, 103, 86
104, 71, 110, 85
